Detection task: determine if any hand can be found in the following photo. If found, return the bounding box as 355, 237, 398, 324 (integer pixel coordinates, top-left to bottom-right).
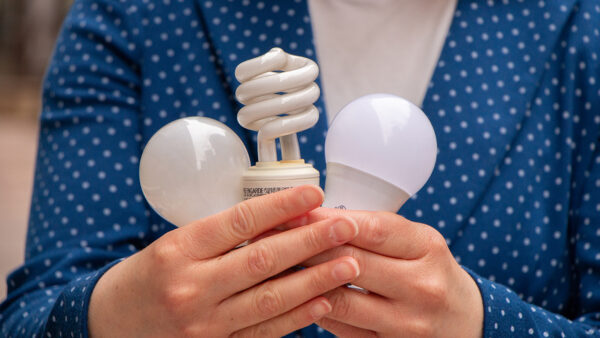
288, 208, 483, 338
88, 186, 360, 337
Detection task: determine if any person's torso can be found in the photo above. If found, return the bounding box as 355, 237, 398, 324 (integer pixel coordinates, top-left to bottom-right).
131, 0, 592, 326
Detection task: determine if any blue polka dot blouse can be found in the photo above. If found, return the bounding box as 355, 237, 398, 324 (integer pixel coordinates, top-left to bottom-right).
2, 0, 600, 337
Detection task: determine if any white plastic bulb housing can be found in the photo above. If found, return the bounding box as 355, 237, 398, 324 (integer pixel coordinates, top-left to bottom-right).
139, 117, 250, 227
323, 94, 437, 212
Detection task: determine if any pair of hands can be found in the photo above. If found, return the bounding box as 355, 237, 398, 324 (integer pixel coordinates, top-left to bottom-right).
88, 185, 483, 337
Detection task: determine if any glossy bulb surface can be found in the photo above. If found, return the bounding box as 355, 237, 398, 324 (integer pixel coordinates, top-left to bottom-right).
139, 117, 250, 227
324, 94, 437, 212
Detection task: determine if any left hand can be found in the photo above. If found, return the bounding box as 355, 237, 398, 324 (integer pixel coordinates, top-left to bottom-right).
285, 208, 484, 337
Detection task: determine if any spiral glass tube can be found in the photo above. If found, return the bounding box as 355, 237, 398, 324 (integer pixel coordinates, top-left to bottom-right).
235, 47, 320, 162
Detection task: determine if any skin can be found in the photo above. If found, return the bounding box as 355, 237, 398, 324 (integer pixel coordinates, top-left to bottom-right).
89, 184, 484, 337
88, 185, 361, 337
284, 207, 484, 338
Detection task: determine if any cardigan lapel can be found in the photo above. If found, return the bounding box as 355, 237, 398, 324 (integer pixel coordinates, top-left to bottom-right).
417, 0, 579, 242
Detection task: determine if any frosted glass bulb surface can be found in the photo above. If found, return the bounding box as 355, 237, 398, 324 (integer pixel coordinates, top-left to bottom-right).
324, 94, 437, 212
139, 117, 250, 227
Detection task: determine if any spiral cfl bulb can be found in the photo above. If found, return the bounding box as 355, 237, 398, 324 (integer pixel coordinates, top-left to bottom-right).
235, 48, 321, 199
236, 47, 319, 162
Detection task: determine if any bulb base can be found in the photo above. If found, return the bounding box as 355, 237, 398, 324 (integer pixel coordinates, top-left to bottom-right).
242, 160, 320, 199
323, 162, 410, 212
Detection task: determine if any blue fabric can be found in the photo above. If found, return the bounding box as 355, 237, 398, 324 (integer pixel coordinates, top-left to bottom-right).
1, 0, 600, 337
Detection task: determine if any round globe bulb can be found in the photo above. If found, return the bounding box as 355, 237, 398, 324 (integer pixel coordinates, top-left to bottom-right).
323, 94, 437, 212
139, 117, 250, 227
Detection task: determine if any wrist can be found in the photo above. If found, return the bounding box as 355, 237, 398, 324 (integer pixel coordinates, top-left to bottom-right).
457, 267, 484, 338
88, 258, 130, 337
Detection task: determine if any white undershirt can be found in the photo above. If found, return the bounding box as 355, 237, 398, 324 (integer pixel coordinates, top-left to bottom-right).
307, 0, 457, 123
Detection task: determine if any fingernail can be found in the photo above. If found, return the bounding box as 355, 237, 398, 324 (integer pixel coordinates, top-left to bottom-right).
310, 300, 332, 319
332, 259, 360, 281
329, 218, 359, 243
301, 186, 323, 207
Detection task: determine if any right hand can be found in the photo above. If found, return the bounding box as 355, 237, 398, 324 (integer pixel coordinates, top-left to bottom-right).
88, 185, 360, 337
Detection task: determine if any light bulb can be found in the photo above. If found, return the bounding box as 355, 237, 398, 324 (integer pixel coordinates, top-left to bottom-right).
323, 94, 437, 212
235, 48, 320, 199
139, 117, 250, 227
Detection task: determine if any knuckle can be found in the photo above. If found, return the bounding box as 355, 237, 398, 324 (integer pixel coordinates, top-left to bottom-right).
180, 325, 202, 338
419, 278, 449, 309
175, 229, 204, 261
409, 318, 435, 338
427, 279, 448, 303
363, 214, 388, 246
270, 192, 293, 217
247, 243, 277, 276
151, 239, 178, 266
307, 270, 329, 293
425, 228, 448, 255
303, 226, 322, 252
254, 286, 284, 318
231, 202, 257, 239
328, 290, 352, 318
161, 285, 195, 315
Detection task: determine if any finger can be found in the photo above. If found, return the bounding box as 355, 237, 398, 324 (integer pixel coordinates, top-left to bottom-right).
231, 297, 332, 338
219, 256, 359, 331
248, 229, 282, 244
279, 212, 310, 229
285, 208, 436, 260
211, 216, 359, 296
316, 318, 377, 338
180, 185, 324, 258
301, 245, 407, 298
324, 287, 394, 332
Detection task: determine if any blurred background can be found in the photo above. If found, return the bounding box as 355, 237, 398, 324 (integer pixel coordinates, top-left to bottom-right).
0, 0, 71, 299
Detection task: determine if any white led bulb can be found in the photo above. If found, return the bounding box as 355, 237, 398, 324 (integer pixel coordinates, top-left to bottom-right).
323, 94, 437, 212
